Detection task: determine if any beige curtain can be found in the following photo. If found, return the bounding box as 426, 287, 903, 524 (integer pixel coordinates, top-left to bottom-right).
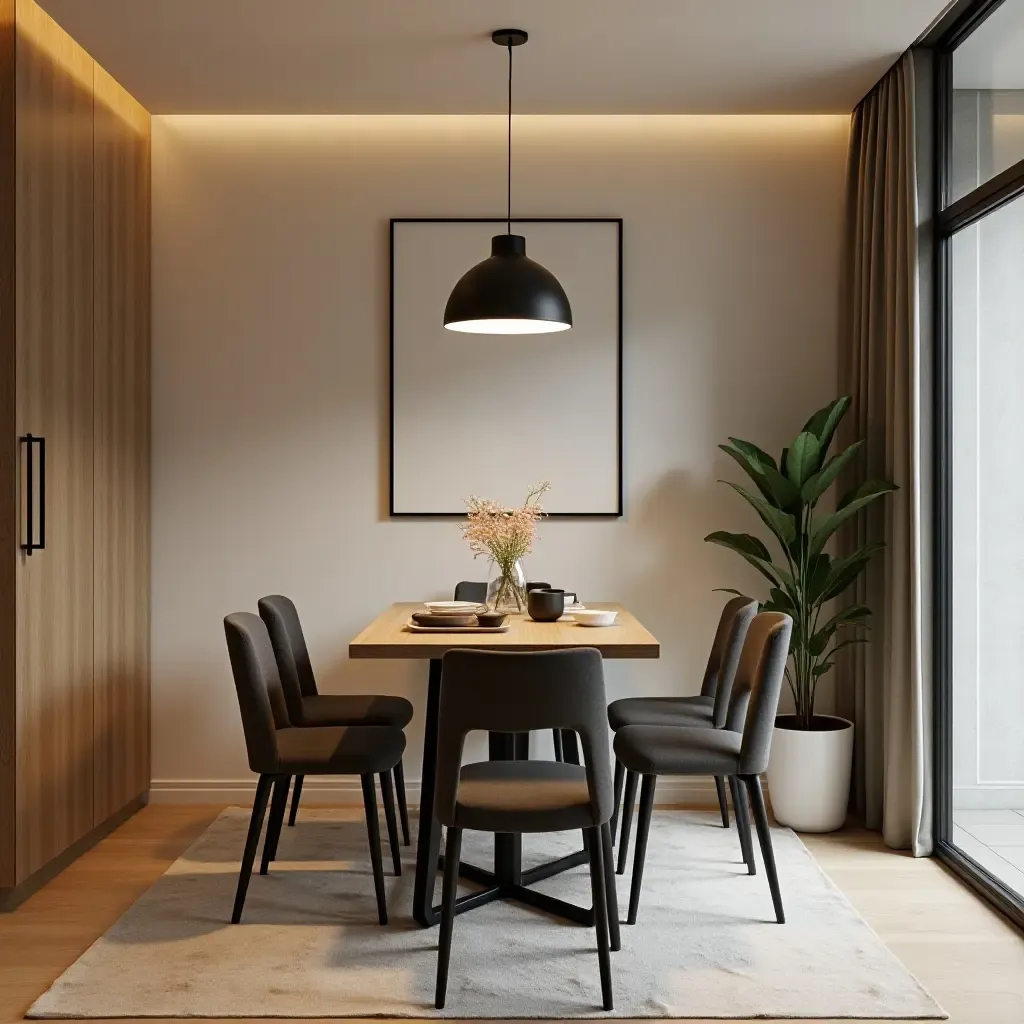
836, 50, 933, 856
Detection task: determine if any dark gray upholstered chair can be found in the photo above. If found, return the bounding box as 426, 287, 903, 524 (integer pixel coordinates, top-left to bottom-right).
433, 648, 616, 1011
613, 611, 792, 927
224, 612, 406, 925
258, 595, 414, 842
609, 596, 757, 857
452, 582, 569, 761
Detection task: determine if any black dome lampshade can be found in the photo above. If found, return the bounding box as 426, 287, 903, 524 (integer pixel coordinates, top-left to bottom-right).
444, 234, 572, 334
443, 29, 572, 336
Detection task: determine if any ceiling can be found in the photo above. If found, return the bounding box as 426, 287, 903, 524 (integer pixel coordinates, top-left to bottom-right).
953, 0, 1024, 90
38, 0, 950, 115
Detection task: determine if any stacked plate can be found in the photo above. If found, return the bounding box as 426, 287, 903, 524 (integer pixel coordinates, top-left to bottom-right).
413, 600, 484, 628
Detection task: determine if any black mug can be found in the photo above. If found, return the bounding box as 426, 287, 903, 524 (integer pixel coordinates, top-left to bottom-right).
528, 588, 565, 622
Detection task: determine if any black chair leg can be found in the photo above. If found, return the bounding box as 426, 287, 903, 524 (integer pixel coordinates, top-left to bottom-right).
610, 758, 624, 842
744, 774, 784, 923
586, 826, 614, 1011
729, 775, 755, 874
260, 775, 289, 874
627, 773, 656, 925
287, 775, 303, 827
714, 775, 731, 828
435, 826, 463, 1009
394, 759, 410, 846
552, 728, 564, 762
232, 774, 272, 923
379, 769, 402, 876
616, 769, 638, 874
600, 821, 621, 952
360, 773, 388, 925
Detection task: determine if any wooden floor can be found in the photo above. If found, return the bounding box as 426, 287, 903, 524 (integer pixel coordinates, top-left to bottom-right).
1, 804, 1023, 1024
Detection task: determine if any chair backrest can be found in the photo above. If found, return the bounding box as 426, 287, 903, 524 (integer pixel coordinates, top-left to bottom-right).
224, 612, 290, 774
434, 648, 613, 827
723, 611, 793, 775
258, 595, 318, 725
701, 595, 759, 726
453, 581, 487, 603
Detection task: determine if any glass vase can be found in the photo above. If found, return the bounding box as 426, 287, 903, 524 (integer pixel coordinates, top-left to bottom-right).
486, 558, 527, 613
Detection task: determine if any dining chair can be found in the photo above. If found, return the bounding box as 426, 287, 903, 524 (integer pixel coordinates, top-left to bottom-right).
453, 581, 570, 763
224, 612, 407, 925
612, 611, 792, 927
433, 648, 616, 1011
258, 595, 414, 847
609, 595, 757, 863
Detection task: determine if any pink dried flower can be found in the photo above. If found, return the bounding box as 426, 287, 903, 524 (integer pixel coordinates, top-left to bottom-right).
460, 482, 550, 570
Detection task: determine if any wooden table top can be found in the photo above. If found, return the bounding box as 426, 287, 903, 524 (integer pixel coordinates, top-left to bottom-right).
349, 603, 660, 660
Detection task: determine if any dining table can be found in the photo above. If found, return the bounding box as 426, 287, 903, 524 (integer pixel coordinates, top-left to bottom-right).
348, 601, 660, 928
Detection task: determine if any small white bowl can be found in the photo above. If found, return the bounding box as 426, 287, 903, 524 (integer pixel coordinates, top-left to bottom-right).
423, 600, 482, 614
572, 609, 618, 627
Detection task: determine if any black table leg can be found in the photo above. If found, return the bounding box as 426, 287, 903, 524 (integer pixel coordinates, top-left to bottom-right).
412, 658, 445, 927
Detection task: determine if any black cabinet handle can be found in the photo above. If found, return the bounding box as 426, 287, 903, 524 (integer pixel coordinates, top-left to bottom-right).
20, 433, 45, 554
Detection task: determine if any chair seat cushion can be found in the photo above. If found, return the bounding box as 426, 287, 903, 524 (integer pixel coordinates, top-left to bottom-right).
614, 725, 742, 777
296, 694, 413, 729
607, 695, 714, 731
276, 725, 406, 775
452, 760, 598, 833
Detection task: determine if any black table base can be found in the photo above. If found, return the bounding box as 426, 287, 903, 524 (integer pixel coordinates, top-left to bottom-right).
412, 658, 595, 928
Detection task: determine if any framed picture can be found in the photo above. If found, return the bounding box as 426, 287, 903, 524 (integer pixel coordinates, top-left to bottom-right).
389, 218, 623, 517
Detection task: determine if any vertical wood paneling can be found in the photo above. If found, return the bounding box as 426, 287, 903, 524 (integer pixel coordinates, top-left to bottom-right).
13, 0, 96, 881
0, 0, 17, 891
92, 64, 150, 823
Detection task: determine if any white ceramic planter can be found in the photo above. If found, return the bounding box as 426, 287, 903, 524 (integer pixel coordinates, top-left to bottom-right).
766, 715, 854, 833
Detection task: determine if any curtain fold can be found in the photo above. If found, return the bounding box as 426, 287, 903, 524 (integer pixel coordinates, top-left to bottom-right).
836, 50, 933, 856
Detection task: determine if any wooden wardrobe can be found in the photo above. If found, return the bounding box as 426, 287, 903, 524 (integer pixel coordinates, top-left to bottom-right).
0, 0, 151, 908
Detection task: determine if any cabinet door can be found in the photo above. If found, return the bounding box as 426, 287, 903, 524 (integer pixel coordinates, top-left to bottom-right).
14, 12, 95, 881
92, 66, 150, 822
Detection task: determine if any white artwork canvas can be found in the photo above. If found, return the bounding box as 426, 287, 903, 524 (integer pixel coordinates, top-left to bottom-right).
390, 219, 622, 516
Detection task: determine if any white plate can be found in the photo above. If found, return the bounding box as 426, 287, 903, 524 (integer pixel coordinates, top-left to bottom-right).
423, 600, 483, 614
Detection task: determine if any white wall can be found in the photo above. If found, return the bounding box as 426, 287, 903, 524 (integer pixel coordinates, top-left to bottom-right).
150, 114, 849, 802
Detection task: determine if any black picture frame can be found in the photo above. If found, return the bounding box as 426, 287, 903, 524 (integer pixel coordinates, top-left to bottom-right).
388, 217, 624, 518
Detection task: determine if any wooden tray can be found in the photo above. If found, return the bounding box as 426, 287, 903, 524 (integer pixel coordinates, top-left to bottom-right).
404, 621, 510, 634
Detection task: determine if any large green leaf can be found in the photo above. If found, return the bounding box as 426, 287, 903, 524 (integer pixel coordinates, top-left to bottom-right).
786, 431, 822, 487
705, 531, 788, 590
817, 604, 872, 635
809, 480, 898, 556
802, 396, 851, 460
727, 439, 801, 510
800, 440, 864, 505
719, 444, 777, 503
805, 553, 832, 604
768, 586, 796, 613
723, 481, 798, 549
819, 542, 883, 598
704, 530, 772, 561
727, 438, 778, 471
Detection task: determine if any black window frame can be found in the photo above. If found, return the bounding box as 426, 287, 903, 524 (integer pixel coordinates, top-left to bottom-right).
928, 0, 1024, 931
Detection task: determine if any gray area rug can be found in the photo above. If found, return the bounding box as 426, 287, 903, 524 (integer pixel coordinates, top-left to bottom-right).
29, 808, 945, 1019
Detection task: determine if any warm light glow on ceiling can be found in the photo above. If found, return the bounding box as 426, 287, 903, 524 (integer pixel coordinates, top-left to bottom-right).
444, 318, 573, 335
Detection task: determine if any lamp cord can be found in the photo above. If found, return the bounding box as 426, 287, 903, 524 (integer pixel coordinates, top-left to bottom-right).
506, 40, 512, 235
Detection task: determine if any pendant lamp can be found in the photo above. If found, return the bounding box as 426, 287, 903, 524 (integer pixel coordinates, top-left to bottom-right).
444, 29, 572, 335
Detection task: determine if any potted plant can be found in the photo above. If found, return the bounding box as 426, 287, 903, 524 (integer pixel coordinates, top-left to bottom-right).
705, 397, 896, 832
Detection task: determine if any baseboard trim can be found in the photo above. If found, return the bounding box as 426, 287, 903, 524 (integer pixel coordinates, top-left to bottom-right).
149, 776, 759, 808
0, 793, 148, 912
